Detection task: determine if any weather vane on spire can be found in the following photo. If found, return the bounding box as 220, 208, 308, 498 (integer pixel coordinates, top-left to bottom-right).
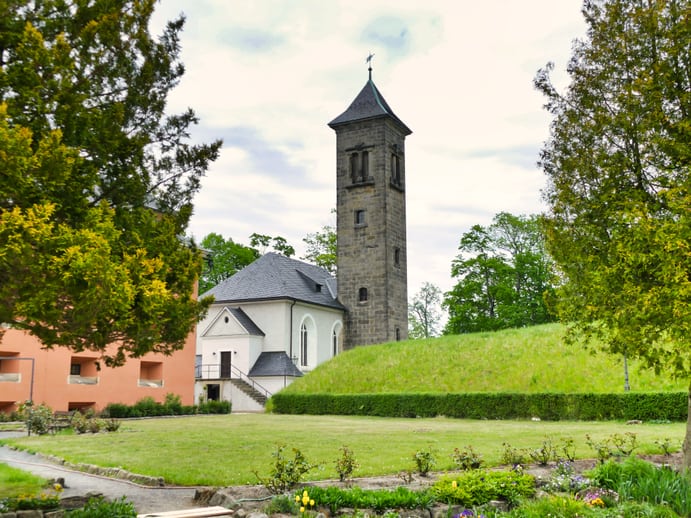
366, 52, 374, 79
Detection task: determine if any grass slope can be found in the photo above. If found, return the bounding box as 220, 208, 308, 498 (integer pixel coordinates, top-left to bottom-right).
285, 324, 685, 394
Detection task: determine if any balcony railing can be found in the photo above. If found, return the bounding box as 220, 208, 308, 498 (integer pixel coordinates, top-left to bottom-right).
196, 363, 272, 399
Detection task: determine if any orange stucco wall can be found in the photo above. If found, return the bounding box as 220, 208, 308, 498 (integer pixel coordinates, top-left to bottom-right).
0, 328, 196, 413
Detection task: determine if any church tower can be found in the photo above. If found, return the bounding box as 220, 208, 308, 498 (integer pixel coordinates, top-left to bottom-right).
329, 66, 411, 349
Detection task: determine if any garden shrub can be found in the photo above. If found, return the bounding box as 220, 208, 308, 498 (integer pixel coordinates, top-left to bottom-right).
335, 445, 360, 482
412, 445, 436, 476
19, 401, 53, 435
102, 397, 230, 418
66, 496, 136, 517
588, 456, 691, 516
254, 444, 317, 493
451, 445, 484, 471
433, 470, 535, 507
303, 486, 435, 514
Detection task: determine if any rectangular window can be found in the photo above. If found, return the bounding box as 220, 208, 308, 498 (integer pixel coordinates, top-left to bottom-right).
138, 361, 163, 387
355, 209, 366, 226
70, 363, 81, 376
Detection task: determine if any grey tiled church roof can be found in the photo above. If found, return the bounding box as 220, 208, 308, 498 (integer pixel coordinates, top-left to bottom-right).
227, 307, 265, 336
249, 351, 303, 377
328, 77, 412, 135
202, 253, 344, 310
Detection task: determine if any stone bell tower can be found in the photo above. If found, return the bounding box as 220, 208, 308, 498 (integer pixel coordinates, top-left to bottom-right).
328, 65, 411, 349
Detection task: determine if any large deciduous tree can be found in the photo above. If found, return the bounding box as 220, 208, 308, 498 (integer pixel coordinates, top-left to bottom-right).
0, 1, 221, 366
535, 0, 690, 464
443, 213, 556, 334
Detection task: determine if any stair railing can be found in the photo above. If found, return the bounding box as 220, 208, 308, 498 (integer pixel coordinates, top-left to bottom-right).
230, 364, 272, 399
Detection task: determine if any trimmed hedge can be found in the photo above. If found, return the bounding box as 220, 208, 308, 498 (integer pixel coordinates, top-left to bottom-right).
269, 392, 687, 421
103, 398, 231, 418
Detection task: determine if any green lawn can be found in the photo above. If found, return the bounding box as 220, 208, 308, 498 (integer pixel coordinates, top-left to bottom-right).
1, 414, 684, 486
283, 324, 687, 394
0, 462, 47, 498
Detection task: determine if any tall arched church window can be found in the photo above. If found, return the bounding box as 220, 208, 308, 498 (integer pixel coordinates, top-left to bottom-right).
332, 329, 338, 356
300, 323, 308, 367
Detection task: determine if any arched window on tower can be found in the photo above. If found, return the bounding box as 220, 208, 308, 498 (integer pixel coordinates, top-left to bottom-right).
300, 323, 308, 367
358, 287, 368, 303
350, 150, 370, 184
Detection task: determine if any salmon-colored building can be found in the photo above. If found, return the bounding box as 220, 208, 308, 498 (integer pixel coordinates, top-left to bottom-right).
0, 327, 196, 413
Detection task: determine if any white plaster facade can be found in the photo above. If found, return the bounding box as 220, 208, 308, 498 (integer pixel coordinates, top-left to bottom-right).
194, 254, 344, 411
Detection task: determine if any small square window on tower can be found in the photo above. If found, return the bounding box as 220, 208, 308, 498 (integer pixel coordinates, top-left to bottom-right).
355, 209, 366, 226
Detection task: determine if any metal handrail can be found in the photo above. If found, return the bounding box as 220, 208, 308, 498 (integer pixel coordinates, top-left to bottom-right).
195, 363, 272, 399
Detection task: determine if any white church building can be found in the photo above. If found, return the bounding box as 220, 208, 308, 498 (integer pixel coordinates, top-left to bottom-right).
195, 253, 344, 411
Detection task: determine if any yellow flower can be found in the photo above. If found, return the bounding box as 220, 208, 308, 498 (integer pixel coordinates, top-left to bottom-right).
295, 495, 300, 502
589, 497, 605, 508
300, 507, 305, 513
53, 483, 63, 493
310, 499, 315, 507
302, 495, 309, 505
451, 480, 458, 489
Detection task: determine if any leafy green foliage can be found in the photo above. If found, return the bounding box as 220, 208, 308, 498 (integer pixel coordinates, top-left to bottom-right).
19, 401, 52, 436
444, 212, 556, 334
535, 0, 691, 466
451, 445, 484, 471
199, 232, 297, 293
334, 445, 360, 482
254, 444, 317, 494
433, 471, 535, 507
66, 496, 136, 517
408, 282, 442, 339
301, 210, 337, 274
0, 0, 221, 364
588, 457, 691, 516
412, 445, 437, 476
303, 486, 435, 514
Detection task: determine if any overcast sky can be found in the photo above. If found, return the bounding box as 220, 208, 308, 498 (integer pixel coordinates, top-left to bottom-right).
150, 1, 587, 297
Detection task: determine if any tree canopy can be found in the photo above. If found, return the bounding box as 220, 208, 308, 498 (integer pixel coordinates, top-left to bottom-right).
198, 233, 295, 294
443, 212, 556, 334
0, 0, 221, 366
536, 0, 690, 463
408, 282, 442, 339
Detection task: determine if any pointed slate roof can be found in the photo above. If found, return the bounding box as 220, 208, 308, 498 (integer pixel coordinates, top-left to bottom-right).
202, 253, 344, 311
328, 75, 412, 135
248, 351, 303, 377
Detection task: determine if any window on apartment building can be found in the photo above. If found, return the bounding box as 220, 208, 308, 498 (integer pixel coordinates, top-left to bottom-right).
139, 361, 163, 387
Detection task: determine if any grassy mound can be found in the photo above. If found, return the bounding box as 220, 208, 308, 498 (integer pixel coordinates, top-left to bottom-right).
284, 324, 685, 394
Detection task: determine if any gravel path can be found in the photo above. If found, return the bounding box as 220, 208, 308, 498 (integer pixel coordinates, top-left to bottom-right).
0, 432, 200, 515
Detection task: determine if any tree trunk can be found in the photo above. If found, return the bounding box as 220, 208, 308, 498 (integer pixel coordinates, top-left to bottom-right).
684, 382, 691, 469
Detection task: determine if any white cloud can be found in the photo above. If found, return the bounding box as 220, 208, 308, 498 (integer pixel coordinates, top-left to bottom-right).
150, 0, 586, 301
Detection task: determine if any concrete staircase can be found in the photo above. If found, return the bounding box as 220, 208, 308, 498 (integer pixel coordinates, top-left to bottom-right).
230, 378, 268, 406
